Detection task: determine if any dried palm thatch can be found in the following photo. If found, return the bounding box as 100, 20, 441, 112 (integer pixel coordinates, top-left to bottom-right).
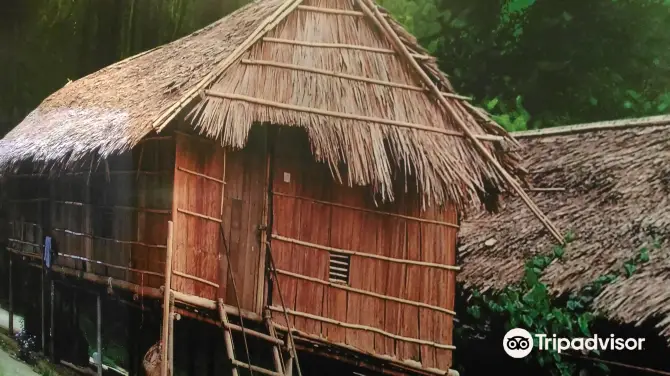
0, 0, 524, 209
458, 115, 670, 337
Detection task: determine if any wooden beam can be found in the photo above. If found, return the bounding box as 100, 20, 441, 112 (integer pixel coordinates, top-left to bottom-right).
154, 0, 305, 132
205, 91, 503, 142
177, 208, 223, 223
261, 37, 432, 60
268, 307, 455, 350
272, 235, 460, 271
170, 290, 263, 322
241, 59, 424, 91
58, 253, 164, 277
96, 292, 103, 376
49, 279, 55, 362
296, 4, 364, 16
8, 253, 13, 335
272, 191, 459, 228
275, 324, 458, 376
177, 166, 225, 184
161, 222, 174, 376
52, 265, 162, 299
358, 0, 564, 244
173, 270, 219, 289
54, 228, 167, 248
275, 268, 455, 315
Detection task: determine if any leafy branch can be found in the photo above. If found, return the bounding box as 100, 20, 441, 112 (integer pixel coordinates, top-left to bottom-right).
462, 232, 658, 376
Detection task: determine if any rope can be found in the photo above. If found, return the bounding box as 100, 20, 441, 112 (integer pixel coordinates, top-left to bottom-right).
266, 242, 303, 376
218, 223, 255, 376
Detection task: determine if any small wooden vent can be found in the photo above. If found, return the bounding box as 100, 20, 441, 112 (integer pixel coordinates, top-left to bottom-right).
328, 251, 351, 284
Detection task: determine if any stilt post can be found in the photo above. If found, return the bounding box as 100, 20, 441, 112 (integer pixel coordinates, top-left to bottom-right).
8, 252, 13, 335
97, 292, 103, 376
161, 221, 174, 376
49, 279, 55, 362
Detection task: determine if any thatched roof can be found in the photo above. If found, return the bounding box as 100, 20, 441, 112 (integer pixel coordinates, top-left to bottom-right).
458, 115, 670, 336
0, 0, 525, 209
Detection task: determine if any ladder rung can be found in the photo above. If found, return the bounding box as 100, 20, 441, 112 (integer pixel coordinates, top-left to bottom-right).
224, 322, 284, 346
231, 359, 283, 376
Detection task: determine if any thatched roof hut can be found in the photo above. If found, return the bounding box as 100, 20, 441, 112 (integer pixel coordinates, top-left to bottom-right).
458, 114, 670, 337
0, 0, 527, 210
0, 0, 562, 374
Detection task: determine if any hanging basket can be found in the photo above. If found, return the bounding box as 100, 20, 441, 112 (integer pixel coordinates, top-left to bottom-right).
142, 342, 161, 376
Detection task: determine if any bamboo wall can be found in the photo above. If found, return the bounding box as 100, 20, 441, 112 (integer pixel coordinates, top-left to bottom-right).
170, 127, 268, 313
5, 137, 175, 290
270, 130, 458, 370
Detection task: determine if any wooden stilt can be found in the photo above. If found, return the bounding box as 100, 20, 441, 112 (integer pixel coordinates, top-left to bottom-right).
161, 221, 174, 376
96, 292, 103, 376
8, 253, 13, 335
41, 263, 45, 351
49, 279, 55, 362
168, 292, 175, 376
39, 226, 45, 351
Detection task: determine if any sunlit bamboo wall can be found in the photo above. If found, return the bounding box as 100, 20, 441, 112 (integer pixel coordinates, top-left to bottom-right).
269, 130, 457, 370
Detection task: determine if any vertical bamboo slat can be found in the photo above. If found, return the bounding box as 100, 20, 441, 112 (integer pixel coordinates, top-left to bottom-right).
161, 221, 174, 376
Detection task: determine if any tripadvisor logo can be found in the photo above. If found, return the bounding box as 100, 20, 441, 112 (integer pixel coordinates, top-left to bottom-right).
503, 328, 645, 358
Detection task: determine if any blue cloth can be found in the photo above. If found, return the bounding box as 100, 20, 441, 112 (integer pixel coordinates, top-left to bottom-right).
44, 236, 52, 268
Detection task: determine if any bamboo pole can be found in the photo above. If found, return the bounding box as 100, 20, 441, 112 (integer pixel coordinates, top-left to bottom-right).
296, 5, 363, 16
272, 324, 454, 376
58, 253, 164, 277
218, 300, 240, 376
8, 253, 13, 335
177, 208, 223, 223
168, 292, 175, 376
272, 192, 459, 228
177, 167, 225, 184
96, 292, 103, 376
357, 0, 564, 244
275, 268, 455, 315
261, 37, 432, 60
173, 270, 219, 288
55, 228, 167, 248
51, 265, 162, 298
272, 235, 460, 271
205, 91, 504, 142
6, 247, 42, 260
368, 0, 565, 245
241, 59, 424, 91
154, 0, 305, 132
268, 307, 455, 350
161, 221, 174, 376
255, 142, 271, 313
49, 279, 55, 362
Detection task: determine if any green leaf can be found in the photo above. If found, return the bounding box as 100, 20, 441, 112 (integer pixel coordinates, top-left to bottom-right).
553, 246, 565, 258
467, 305, 481, 319
624, 263, 636, 277
639, 248, 650, 263
578, 314, 591, 336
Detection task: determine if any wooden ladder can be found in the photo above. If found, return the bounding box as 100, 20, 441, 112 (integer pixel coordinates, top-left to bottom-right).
218, 300, 294, 376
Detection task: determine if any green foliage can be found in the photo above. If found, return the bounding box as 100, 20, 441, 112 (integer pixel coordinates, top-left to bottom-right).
379, 0, 670, 130
464, 233, 658, 376
2, 0, 670, 134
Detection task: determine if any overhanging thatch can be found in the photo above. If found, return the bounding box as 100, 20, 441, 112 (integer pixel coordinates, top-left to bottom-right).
0, 0, 527, 210
458, 115, 670, 337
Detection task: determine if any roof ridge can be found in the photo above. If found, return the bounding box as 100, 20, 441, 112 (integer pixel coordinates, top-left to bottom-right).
512, 114, 670, 139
